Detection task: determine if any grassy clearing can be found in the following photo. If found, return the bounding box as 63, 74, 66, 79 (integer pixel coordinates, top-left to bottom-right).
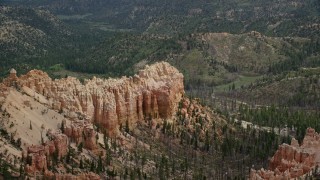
214, 75, 262, 92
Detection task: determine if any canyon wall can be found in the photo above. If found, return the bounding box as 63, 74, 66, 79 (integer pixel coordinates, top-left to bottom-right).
250, 128, 320, 179
8, 62, 184, 136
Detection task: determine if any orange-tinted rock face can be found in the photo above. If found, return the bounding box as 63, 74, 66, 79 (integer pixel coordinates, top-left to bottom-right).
25, 145, 48, 175
13, 62, 184, 136
64, 120, 97, 150
24, 129, 100, 177
250, 128, 320, 179
52, 133, 68, 158
25, 132, 68, 175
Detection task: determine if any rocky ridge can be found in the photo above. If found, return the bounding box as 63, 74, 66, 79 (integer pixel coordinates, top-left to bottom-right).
250, 128, 320, 179
0, 62, 184, 178
8, 62, 184, 136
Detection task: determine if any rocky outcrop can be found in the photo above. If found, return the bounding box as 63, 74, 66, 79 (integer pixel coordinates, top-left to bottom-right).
25, 132, 68, 175
25, 145, 48, 175
7, 62, 184, 136
24, 130, 102, 178
51, 132, 69, 159
174, 97, 227, 142
64, 120, 97, 150
250, 128, 320, 179
3, 68, 18, 87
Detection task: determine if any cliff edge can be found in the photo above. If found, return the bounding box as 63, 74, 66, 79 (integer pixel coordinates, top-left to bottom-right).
3, 62, 184, 136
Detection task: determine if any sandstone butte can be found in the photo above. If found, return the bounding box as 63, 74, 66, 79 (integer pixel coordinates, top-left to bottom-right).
3, 62, 184, 136
250, 128, 320, 179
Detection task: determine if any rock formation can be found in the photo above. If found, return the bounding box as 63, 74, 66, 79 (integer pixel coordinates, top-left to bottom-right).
25, 132, 68, 175
25, 145, 48, 175
250, 128, 320, 179
64, 120, 97, 150
2, 62, 184, 179
7, 62, 184, 136
3, 68, 18, 87
174, 97, 226, 142
24, 128, 103, 178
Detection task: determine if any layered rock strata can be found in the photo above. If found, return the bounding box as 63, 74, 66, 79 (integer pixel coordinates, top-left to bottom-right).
6, 62, 184, 136
250, 128, 320, 179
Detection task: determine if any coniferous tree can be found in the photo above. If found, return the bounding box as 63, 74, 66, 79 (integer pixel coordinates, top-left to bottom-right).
78, 142, 83, 152
125, 119, 130, 133
79, 159, 84, 169
60, 120, 65, 133
90, 161, 95, 172
97, 155, 103, 173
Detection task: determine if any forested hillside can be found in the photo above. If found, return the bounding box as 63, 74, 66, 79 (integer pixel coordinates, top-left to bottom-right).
5, 0, 320, 36
2, 0, 319, 109
2, 0, 319, 78
2, 0, 319, 107
0, 5, 111, 78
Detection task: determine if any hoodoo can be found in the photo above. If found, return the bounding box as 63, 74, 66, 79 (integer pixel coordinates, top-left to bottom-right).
4, 62, 184, 136
250, 128, 320, 179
